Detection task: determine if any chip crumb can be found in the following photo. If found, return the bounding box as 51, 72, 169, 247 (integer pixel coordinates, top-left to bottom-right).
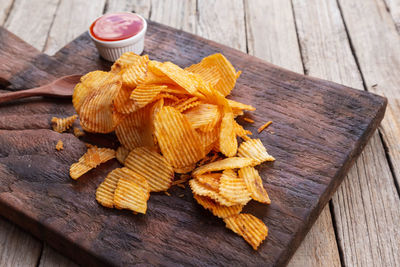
56, 140, 63, 151
51, 115, 77, 133
258, 121, 272, 133
243, 118, 254, 123
165, 191, 171, 196
73, 127, 85, 137
178, 194, 185, 198
177, 184, 185, 189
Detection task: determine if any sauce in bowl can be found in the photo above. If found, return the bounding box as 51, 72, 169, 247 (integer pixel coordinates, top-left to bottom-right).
90, 12, 144, 42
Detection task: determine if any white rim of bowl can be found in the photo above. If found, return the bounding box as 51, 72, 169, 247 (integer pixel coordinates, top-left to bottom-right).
88, 12, 147, 46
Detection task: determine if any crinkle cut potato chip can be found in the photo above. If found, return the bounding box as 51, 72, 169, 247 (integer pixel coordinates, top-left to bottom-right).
79, 75, 122, 133
113, 84, 138, 114
70, 147, 115, 180
185, 65, 220, 87
224, 213, 268, 250
184, 103, 220, 130
238, 138, 275, 165
193, 194, 243, 219
130, 84, 167, 109
195, 173, 221, 191
189, 179, 236, 206
113, 169, 150, 214
227, 99, 256, 111
239, 167, 271, 204
192, 157, 254, 177
96, 168, 122, 208
219, 111, 237, 157
116, 146, 130, 164
197, 126, 219, 155
124, 147, 174, 192
122, 55, 149, 87
51, 115, 77, 133
154, 106, 205, 169
111, 52, 141, 73
219, 169, 251, 205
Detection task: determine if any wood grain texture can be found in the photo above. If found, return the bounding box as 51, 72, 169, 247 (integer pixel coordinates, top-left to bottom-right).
151, 0, 196, 32
293, 1, 400, 266
0, 0, 14, 25
4, 0, 59, 51
384, 0, 400, 33
38, 245, 78, 267
106, 0, 151, 17
0, 21, 386, 266
245, 1, 341, 266
338, 0, 400, 189
44, 0, 106, 55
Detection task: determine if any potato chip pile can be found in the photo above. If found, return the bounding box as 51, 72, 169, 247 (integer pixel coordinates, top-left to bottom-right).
68, 52, 275, 250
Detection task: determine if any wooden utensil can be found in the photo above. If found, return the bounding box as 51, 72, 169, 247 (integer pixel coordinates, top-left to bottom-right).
0, 74, 81, 104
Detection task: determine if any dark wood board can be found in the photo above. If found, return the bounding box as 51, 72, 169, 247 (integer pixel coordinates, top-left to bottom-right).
0, 21, 386, 267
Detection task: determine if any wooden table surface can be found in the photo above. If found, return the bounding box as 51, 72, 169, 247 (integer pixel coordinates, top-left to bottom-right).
0, 0, 399, 266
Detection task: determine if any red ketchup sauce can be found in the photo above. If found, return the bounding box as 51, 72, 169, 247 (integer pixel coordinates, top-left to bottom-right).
90, 13, 144, 41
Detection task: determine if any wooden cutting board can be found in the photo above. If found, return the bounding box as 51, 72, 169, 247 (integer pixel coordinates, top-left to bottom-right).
0, 21, 386, 267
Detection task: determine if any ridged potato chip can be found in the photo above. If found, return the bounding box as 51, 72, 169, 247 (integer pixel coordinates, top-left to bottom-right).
116, 146, 130, 164
111, 52, 141, 73
130, 84, 167, 108
51, 115, 77, 133
184, 103, 220, 130
192, 157, 255, 177
185, 65, 220, 87
154, 106, 205, 168
73, 127, 85, 137
73, 71, 114, 113
195, 173, 221, 191
197, 126, 219, 155
124, 147, 174, 192
219, 111, 238, 157
174, 164, 196, 174
96, 167, 122, 208
234, 121, 252, 141
141, 69, 173, 85
189, 178, 235, 206
237, 139, 275, 164
115, 106, 154, 150
227, 99, 256, 111
122, 55, 149, 87
114, 169, 150, 214
193, 194, 243, 218
186, 54, 239, 96
219, 169, 251, 205
70, 147, 115, 179
173, 97, 200, 112
113, 84, 138, 114
238, 166, 270, 204
224, 213, 268, 250
79, 75, 121, 133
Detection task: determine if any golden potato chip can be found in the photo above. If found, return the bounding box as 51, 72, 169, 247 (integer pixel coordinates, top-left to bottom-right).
111, 52, 141, 73
73, 71, 114, 113
141, 69, 174, 85
186, 54, 239, 96
161, 84, 189, 95
185, 65, 220, 87
184, 103, 220, 130
124, 147, 174, 192
174, 164, 196, 174
152, 92, 180, 103
73, 127, 85, 137
130, 84, 167, 109
193, 194, 243, 218
79, 75, 122, 133
122, 55, 149, 87
152, 61, 199, 95
224, 213, 268, 250
96, 167, 123, 208
192, 157, 255, 177
234, 121, 252, 141
189, 178, 235, 206
232, 108, 244, 117
70, 147, 115, 180
51, 115, 77, 133
227, 99, 256, 111
219, 111, 238, 157
115, 106, 154, 150
154, 106, 205, 168
55, 140, 63, 151
116, 146, 130, 164
174, 97, 201, 112
197, 126, 219, 155
237, 139, 275, 164
113, 169, 150, 214
219, 169, 251, 205
195, 173, 221, 191
113, 84, 138, 114
238, 167, 270, 204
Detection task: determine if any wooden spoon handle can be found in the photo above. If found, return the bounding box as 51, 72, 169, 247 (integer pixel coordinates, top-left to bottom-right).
0, 86, 48, 104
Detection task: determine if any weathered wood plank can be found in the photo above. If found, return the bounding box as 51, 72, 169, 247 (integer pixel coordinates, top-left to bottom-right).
38, 245, 78, 267
44, 0, 106, 55
338, 0, 400, 189
150, 0, 196, 32
292, 0, 400, 266
384, 0, 400, 33
4, 0, 59, 51
0, 0, 14, 25
106, 0, 151, 17
245, 1, 341, 266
